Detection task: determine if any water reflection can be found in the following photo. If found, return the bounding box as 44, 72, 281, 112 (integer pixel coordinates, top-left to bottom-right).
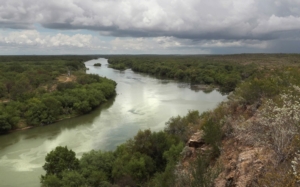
0, 58, 227, 187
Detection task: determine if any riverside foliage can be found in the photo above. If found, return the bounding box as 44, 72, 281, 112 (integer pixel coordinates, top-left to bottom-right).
106, 55, 257, 93
42, 57, 300, 186
41, 111, 200, 187
0, 56, 116, 133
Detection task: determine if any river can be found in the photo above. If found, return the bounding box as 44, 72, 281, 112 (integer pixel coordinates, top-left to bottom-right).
0, 58, 227, 187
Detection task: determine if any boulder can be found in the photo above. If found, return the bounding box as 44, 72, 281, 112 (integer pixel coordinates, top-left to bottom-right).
188, 130, 205, 148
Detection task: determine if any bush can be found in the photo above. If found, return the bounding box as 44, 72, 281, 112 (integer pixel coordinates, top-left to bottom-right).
93, 63, 101, 67
202, 118, 223, 158
164, 110, 200, 142
57, 82, 77, 91
80, 150, 115, 184
41, 146, 79, 180
255, 91, 300, 161
189, 155, 221, 187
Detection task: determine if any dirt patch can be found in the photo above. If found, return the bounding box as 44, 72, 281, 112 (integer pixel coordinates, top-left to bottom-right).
0, 99, 10, 103
10, 126, 34, 132
57, 74, 76, 83
48, 74, 77, 92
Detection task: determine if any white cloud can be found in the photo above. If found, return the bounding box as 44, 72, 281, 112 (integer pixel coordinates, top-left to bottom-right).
0, 30, 92, 48
253, 15, 300, 35
0, 0, 299, 40
0, 30, 213, 54
110, 36, 184, 52
0, 0, 299, 53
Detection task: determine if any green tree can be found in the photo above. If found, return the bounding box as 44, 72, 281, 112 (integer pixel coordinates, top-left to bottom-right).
112, 151, 155, 185
10, 77, 32, 101
41, 174, 61, 187
0, 81, 6, 98
132, 130, 178, 171
61, 171, 85, 187
74, 100, 92, 114
41, 96, 62, 123
24, 96, 62, 125
41, 146, 79, 183
0, 113, 12, 133
80, 150, 114, 186
202, 118, 223, 158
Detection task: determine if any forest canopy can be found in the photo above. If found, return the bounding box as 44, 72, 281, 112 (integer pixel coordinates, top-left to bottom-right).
106, 55, 258, 93
0, 56, 116, 133
40, 111, 201, 187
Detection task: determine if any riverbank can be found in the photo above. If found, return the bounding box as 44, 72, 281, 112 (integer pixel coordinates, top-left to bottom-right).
0, 56, 116, 134
9, 113, 80, 133
106, 55, 258, 93
40, 60, 300, 186
0, 57, 227, 187
9, 126, 34, 132
190, 84, 216, 93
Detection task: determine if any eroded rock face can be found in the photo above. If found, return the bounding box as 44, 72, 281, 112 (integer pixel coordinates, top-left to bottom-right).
188, 130, 205, 148
215, 142, 275, 187
181, 124, 275, 187
181, 146, 195, 159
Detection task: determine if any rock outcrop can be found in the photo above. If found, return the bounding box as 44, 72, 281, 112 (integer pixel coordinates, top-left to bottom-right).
215, 142, 275, 187
188, 130, 205, 148
182, 134, 276, 187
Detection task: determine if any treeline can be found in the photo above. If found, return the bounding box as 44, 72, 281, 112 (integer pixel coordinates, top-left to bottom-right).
41, 63, 300, 186
0, 56, 116, 133
107, 55, 257, 92
41, 111, 209, 187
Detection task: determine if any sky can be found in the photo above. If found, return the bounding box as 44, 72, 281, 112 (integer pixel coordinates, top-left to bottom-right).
0, 0, 300, 55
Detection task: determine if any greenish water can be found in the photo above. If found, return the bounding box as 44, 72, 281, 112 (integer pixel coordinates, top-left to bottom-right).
0, 58, 227, 187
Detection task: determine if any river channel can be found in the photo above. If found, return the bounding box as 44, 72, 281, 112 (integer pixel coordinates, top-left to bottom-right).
0, 58, 227, 187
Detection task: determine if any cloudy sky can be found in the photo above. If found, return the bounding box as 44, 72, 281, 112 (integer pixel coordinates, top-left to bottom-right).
0, 0, 300, 54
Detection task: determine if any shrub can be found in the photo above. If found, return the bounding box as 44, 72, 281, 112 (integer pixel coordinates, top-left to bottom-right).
41, 146, 79, 184
182, 155, 221, 187
234, 87, 300, 163
164, 110, 200, 142
235, 76, 281, 105
57, 82, 77, 91
257, 163, 295, 187
256, 91, 300, 161
202, 118, 223, 158
93, 63, 101, 67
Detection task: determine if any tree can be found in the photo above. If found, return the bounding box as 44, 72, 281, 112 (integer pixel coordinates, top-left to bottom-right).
80, 150, 114, 186
132, 130, 177, 171
112, 151, 155, 185
41, 96, 62, 123
10, 77, 32, 101
41, 174, 61, 187
24, 98, 46, 126
41, 146, 79, 182
0, 81, 6, 98
61, 171, 85, 187
0, 113, 12, 133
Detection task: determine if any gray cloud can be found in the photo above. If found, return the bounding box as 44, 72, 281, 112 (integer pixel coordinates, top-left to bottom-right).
0, 22, 33, 29
0, 0, 299, 41
0, 0, 300, 54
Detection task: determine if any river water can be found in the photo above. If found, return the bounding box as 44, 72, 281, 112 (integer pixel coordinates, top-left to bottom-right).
0, 58, 227, 187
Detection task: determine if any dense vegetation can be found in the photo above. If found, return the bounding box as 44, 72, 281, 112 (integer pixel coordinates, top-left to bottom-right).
41, 111, 200, 187
0, 56, 116, 133
41, 54, 300, 187
94, 63, 102, 67
106, 55, 258, 92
